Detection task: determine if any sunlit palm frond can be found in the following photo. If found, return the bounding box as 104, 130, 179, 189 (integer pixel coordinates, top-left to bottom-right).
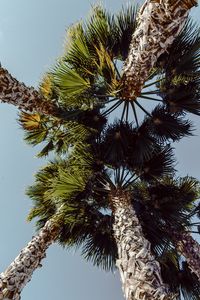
53, 61, 91, 97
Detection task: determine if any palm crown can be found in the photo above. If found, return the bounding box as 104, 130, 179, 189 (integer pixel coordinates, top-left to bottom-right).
27, 142, 200, 299
18, 6, 200, 158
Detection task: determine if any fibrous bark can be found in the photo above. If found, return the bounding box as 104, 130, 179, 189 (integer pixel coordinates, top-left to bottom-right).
0, 220, 59, 300
111, 190, 174, 300
121, 0, 197, 99
0, 67, 61, 117
173, 231, 200, 280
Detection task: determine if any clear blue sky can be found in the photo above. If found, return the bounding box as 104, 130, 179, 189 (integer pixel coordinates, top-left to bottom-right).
0, 1, 199, 300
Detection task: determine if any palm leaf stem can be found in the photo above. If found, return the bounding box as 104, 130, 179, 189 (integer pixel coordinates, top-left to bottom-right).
121, 102, 128, 122
121, 170, 131, 186
134, 100, 152, 117
139, 95, 162, 102
115, 168, 121, 185
141, 90, 160, 95
105, 97, 119, 104
122, 173, 136, 188
123, 175, 140, 189
119, 167, 126, 187
113, 61, 121, 79
130, 102, 139, 128
143, 79, 163, 89
125, 102, 129, 122
102, 100, 122, 116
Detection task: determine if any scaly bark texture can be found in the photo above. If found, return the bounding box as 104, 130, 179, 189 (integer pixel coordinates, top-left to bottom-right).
0, 220, 59, 300
110, 190, 173, 300
173, 231, 200, 280
0, 67, 61, 117
121, 0, 197, 99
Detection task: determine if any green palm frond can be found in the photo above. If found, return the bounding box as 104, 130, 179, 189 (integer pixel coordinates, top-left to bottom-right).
18, 111, 92, 156
64, 24, 97, 78
53, 62, 91, 97
85, 6, 114, 51
51, 168, 90, 199
93, 43, 119, 93
27, 161, 61, 221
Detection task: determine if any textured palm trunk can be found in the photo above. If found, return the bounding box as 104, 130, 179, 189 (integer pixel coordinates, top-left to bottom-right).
0, 67, 61, 117
172, 230, 200, 280
120, 0, 197, 99
110, 189, 173, 300
0, 220, 59, 300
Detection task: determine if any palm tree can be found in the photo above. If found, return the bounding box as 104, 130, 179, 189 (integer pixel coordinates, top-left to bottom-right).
0, 146, 93, 300
1, 143, 199, 300
1, 4, 200, 299
15, 5, 200, 297
0, 219, 60, 300
34, 166, 200, 299
24, 166, 200, 300
0, 1, 197, 116
131, 176, 200, 280
120, 0, 197, 99
0, 67, 63, 117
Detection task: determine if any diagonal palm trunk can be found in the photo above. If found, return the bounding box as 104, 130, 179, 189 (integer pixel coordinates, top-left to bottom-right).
171, 230, 200, 280
120, 0, 197, 99
0, 67, 62, 117
110, 189, 173, 300
0, 220, 59, 300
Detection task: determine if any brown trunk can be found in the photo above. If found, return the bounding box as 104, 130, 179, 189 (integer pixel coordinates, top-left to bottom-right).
0, 67, 61, 117
110, 189, 174, 300
0, 220, 59, 300
172, 230, 200, 280
120, 0, 197, 100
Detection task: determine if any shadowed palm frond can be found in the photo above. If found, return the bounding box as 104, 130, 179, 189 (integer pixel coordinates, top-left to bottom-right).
160, 251, 200, 300
146, 105, 193, 142
133, 145, 176, 181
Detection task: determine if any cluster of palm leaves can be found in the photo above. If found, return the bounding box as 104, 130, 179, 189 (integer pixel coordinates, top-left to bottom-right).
18, 5, 200, 299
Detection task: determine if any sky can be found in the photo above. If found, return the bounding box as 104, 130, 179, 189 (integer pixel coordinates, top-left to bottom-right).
0, 1, 200, 300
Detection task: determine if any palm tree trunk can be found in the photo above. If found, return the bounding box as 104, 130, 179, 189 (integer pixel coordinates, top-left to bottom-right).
0, 67, 61, 117
120, 0, 197, 99
172, 230, 200, 280
0, 220, 59, 300
110, 189, 173, 300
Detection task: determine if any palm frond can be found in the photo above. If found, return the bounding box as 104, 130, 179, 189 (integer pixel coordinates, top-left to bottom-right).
157, 19, 200, 116
113, 5, 138, 60
137, 145, 176, 181
147, 105, 193, 142
53, 62, 91, 97
19, 110, 92, 156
